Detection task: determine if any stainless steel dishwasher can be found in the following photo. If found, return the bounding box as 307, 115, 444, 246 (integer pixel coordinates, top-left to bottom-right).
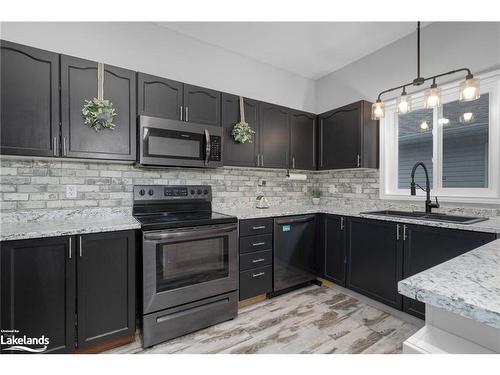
273, 215, 317, 292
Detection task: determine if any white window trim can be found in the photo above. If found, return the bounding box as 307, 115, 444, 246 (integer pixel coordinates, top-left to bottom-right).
380, 69, 500, 205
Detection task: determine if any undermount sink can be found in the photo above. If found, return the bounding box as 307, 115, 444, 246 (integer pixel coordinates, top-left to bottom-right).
361, 210, 488, 225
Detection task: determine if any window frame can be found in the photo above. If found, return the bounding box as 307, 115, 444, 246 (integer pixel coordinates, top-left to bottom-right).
380, 70, 500, 205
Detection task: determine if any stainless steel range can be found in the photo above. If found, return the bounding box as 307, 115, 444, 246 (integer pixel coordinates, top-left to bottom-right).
133, 185, 238, 348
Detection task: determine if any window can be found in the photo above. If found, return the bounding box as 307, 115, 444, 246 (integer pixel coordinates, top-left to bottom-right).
380, 71, 500, 204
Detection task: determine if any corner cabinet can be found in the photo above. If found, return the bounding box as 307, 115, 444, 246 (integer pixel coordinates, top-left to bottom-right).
60, 55, 136, 161
0, 230, 136, 354
259, 102, 290, 169
320, 214, 347, 286
290, 110, 316, 170
1, 40, 60, 157
347, 218, 403, 309
318, 100, 379, 170
222, 93, 259, 167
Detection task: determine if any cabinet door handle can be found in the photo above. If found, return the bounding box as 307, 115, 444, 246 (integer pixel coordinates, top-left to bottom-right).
357, 154, 361, 167
53, 137, 58, 156
63, 137, 67, 156
179, 105, 183, 121
185, 106, 189, 122
403, 225, 407, 241
252, 258, 265, 263
340, 217, 344, 230
252, 226, 266, 230
320, 120, 324, 167
252, 242, 266, 247
396, 224, 400, 241
68, 237, 72, 259
292, 156, 296, 169
252, 272, 265, 278
261, 154, 264, 167
257, 154, 260, 167
79, 236, 83, 257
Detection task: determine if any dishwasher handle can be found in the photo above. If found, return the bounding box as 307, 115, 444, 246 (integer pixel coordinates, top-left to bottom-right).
274, 215, 316, 225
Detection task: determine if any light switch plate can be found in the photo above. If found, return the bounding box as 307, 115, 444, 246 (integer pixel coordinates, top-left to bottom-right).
66, 185, 77, 198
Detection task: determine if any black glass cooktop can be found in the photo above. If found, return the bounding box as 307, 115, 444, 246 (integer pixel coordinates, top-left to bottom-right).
135, 210, 237, 230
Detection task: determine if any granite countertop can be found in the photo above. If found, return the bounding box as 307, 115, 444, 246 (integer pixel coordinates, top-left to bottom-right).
398, 238, 500, 330
0, 213, 140, 241
216, 205, 500, 234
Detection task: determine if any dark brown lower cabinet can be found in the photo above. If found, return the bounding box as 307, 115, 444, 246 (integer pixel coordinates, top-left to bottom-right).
321, 214, 347, 286
76, 231, 135, 349
0, 230, 135, 354
347, 218, 403, 310
1, 236, 75, 353
402, 225, 496, 319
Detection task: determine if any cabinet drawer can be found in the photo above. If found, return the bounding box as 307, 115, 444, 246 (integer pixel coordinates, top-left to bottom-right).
240, 234, 272, 254
239, 218, 273, 237
240, 250, 272, 271
239, 265, 273, 301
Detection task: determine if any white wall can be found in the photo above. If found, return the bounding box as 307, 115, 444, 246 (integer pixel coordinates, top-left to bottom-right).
0, 22, 316, 112
315, 22, 500, 113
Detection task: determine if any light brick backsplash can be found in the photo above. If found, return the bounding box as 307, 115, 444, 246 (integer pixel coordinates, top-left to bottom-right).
1, 158, 498, 219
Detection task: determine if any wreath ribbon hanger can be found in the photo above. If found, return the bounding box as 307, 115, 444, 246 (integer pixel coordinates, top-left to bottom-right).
97, 62, 104, 101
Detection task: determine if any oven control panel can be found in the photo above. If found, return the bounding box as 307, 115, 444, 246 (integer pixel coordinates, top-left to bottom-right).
134, 185, 212, 201
209, 136, 221, 161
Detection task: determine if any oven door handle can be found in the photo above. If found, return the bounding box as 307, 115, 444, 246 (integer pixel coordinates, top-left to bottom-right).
143, 224, 237, 242
204, 129, 211, 166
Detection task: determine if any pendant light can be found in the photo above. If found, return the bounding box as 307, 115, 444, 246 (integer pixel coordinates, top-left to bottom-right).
459, 75, 480, 101
371, 100, 385, 120
396, 87, 412, 114
371, 22, 480, 120
424, 80, 442, 109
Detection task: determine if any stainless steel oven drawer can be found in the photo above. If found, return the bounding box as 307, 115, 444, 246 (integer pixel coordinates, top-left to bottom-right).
239, 265, 272, 301
240, 250, 273, 271
142, 291, 238, 348
239, 234, 272, 254
239, 218, 273, 237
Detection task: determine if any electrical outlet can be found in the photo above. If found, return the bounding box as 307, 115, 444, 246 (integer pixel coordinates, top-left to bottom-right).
258, 179, 266, 187
66, 185, 77, 199
355, 185, 362, 194
329, 185, 337, 194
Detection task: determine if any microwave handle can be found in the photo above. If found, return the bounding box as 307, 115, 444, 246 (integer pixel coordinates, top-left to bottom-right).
204, 129, 211, 166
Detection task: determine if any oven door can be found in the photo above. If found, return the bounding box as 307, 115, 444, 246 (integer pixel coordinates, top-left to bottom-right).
142, 223, 238, 314
139, 115, 222, 168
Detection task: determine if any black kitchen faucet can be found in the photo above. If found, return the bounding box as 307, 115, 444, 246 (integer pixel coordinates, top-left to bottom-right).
410, 162, 440, 213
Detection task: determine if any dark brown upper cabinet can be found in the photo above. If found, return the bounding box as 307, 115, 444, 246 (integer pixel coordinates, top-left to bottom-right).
290, 110, 316, 170
137, 73, 183, 120
183, 84, 221, 126
60, 55, 136, 161
318, 100, 379, 170
1, 40, 60, 157
137, 73, 221, 127
222, 93, 259, 167
259, 102, 290, 169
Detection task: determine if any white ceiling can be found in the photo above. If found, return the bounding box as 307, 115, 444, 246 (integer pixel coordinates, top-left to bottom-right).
155, 22, 425, 80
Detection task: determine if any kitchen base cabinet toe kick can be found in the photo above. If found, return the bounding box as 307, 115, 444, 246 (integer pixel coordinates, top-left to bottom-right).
0, 230, 136, 354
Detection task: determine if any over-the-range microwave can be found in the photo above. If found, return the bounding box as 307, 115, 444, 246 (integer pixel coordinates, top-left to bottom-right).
138, 115, 223, 168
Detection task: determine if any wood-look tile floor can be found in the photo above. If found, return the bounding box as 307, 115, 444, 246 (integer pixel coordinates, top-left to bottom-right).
105, 285, 420, 354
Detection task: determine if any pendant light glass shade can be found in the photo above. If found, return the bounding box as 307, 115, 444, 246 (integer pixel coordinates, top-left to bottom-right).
424, 85, 442, 109
459, 77, 480, 102
371, 100, 385, 120
396, 93, 412, 114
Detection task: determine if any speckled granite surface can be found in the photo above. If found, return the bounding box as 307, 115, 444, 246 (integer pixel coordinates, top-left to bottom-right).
2, 204, 498, 242
398, 238, 500, 330
216, 205, 500, 234
0, 208, 140, 241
